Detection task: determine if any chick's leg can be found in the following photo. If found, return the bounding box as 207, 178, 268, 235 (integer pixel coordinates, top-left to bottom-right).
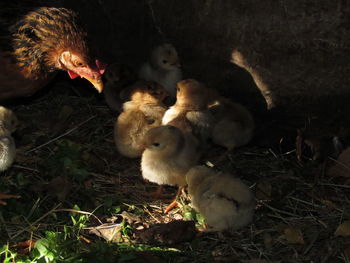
165, 186, 184, 214
0, 193, 21, 205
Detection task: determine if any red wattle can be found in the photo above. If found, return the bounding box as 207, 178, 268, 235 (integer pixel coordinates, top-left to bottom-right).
68, 70, 79, 79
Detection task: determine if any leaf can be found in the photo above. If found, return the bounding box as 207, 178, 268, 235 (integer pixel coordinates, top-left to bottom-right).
89, 224, 123, 242
284, 227, 304, 244
34, 238, 49, 256
335, 221, 350, 236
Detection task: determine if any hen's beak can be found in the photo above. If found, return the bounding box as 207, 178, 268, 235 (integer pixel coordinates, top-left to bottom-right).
85, 59, 106, 93
83, 76, 104, 93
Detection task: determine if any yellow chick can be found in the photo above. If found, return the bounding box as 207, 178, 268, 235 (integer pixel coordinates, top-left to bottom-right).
0, 106, 18, 136
0, 106, 20, 205
141, 125, 200, 212
0, 135, 16, 172
114, 81, 168, 158
162, 79, 215, 143
186, 166, 255, 232
103, 63, 137, 112
209, 98, 254, 151
138, 43, 182, 99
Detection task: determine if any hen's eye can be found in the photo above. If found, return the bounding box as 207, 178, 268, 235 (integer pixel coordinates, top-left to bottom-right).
162, 60, 168, 64
152, 142, 160, 147
75, 61, 84, 67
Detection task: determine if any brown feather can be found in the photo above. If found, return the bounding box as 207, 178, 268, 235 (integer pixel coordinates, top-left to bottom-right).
11, 7, 90, 79
0, 6, 103, 101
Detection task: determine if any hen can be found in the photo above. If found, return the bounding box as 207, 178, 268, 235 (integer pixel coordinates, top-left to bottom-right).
0, 6, 106, 100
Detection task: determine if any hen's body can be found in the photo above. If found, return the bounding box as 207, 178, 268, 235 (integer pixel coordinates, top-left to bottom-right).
0, 5, 105, 101
0, 56, 52, 100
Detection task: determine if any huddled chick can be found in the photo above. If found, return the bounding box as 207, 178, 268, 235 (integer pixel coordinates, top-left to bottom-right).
114, 81, 169, 158
186, 166, 255, 232
141, 125, 201, 212
138, 43, 182, 100
103, 63, 138, 112
209, 97, 254, 151
0, 106, 20, 205
0, 106, 17, 171
162, 79, 216, 144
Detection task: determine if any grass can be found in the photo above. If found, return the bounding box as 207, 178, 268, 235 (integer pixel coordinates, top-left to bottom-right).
0, 77, 350, 262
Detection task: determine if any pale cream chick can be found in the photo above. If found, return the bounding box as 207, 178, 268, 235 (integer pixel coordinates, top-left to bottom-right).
103, 63, 137, 112
0, 106, 17, 170
141, 125, 200, 212
138, 43, 182, 98
162, 79, 216, 143
114, 81, 169, 158
209, 98, 254, 150
186, 166, 255, 232
0, 106, 20, 205
0, 135, 16, 172
141, 125, 200, 186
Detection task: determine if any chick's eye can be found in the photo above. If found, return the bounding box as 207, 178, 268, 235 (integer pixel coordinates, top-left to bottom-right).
152, 142, 160, 147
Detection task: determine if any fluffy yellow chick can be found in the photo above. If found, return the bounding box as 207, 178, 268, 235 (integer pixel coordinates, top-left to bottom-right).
114, 81, 168, 158
0, 106, 20, 205
141, 125, 200, 212
209, 98, 254, 150
103, 63, 137, 112
162, 79, 215, 143
138, 43, 182, 99
0, 106, 18, 136
186, 166, 255, 232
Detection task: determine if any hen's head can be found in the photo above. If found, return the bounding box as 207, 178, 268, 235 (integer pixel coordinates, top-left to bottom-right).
12, 7, 106, 92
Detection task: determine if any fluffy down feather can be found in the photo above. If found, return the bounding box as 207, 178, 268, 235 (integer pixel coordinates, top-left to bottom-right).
186, 166, 255, 231
138, 43, 182, 98
114, 81, 168, 158
141, 125, 200, 187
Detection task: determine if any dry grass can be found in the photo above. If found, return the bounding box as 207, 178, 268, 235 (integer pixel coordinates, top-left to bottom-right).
0, 76, 350, 263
